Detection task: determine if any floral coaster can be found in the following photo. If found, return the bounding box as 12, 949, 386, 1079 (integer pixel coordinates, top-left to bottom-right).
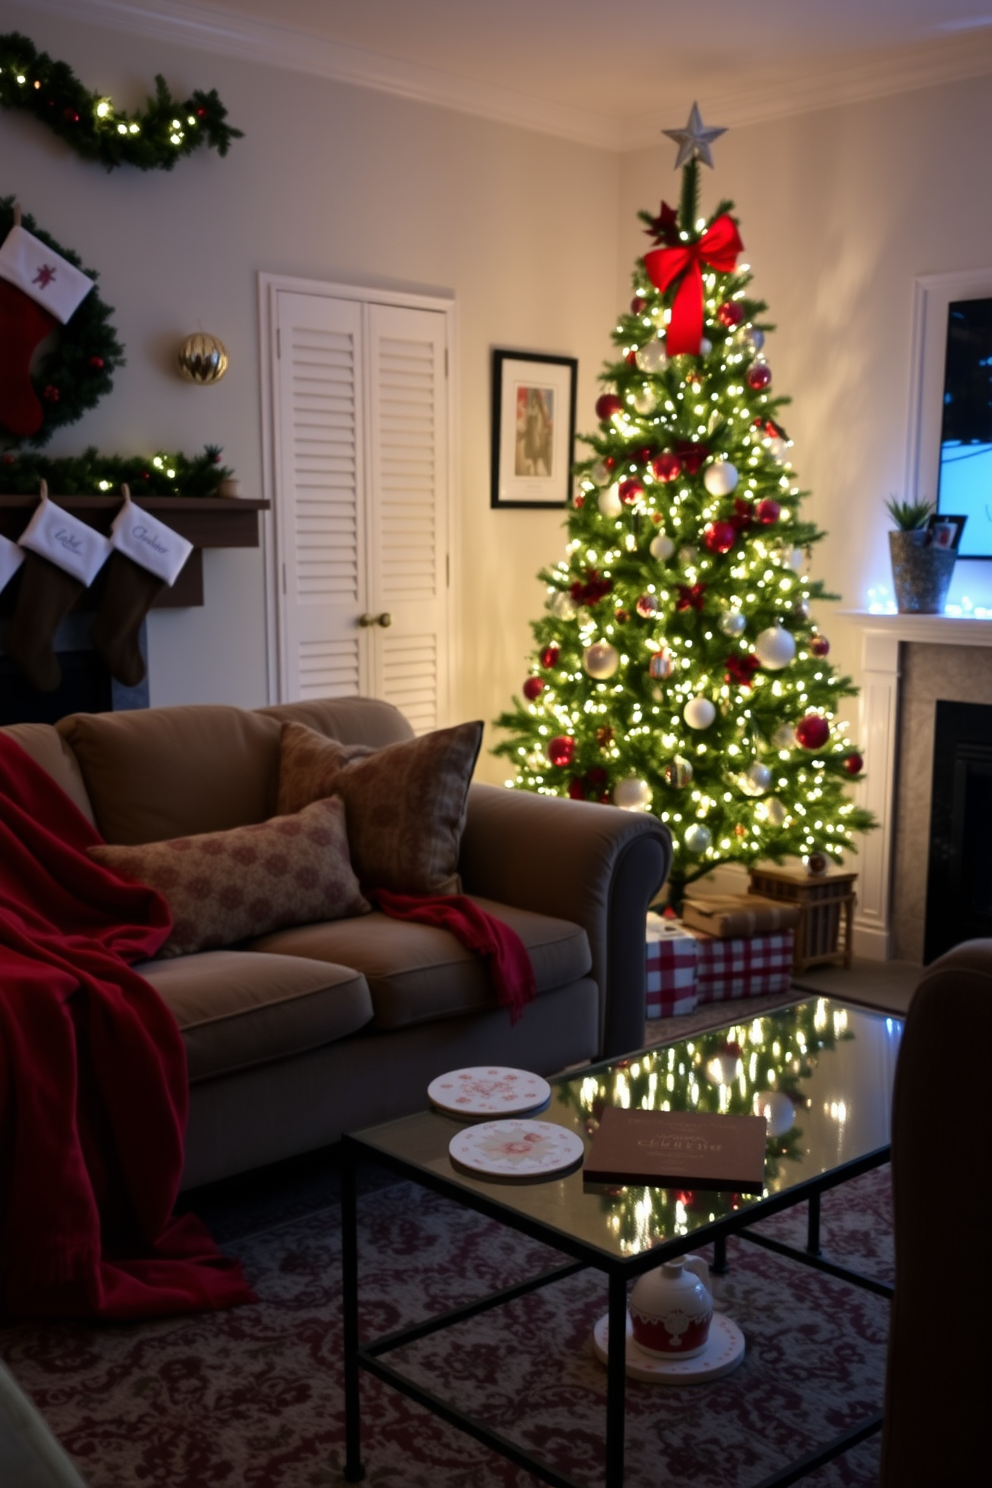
448, 1119, 584, 1180
428, 1067, 551, 1119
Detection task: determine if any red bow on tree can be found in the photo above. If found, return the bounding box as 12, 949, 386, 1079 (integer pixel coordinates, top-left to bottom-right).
643, 215, 744, 356
570, 569, 613, 606
677, 582, 707, 612
725, 652, 760, 688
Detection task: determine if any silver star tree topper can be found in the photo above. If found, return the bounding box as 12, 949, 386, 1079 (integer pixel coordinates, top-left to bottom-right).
663, 102, 726, 169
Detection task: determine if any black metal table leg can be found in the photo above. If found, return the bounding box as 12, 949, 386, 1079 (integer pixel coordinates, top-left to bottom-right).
712, 1230, 729, 1277
806, 1190, 821, 1256
605, 1270, 627, 1488
341, 1142, 366, 1483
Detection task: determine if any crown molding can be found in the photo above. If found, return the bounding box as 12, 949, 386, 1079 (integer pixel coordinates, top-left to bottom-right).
21, 0, 992, 153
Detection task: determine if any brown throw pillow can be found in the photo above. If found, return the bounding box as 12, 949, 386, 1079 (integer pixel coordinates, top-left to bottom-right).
87, 796, 369, 959
276, 719, 483, 895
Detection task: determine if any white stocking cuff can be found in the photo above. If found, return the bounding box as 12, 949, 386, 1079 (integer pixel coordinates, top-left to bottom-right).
109, 491, 193, 585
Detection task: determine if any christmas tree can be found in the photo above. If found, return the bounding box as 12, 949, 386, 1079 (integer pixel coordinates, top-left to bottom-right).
494, 105, 874, 908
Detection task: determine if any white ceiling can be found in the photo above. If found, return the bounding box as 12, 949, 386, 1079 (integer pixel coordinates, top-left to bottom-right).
32, 0, 992, 148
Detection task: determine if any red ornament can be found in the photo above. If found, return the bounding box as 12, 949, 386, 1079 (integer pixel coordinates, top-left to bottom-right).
652, 451, 682, 483
717, 301, 745, 329
755, 498, 781, 525
675, 440, 709, 474
746, 362, 772, 391
703, 520, 737, 555
573, 493, 584, 508
810, 635, 831, 658
522, 677, 544, 701
724, 653, 760, 688
625, 350, 638, 366
88, 355, 105, 371
618, 478, 644, 505
795, 714, 830, 751
196, 106, 208, 118
614, 608, 629, 624
548, 736, 575, 768
63, 108, 81, 124
730, 497, 754, 532
568, 778, 585, 800
603, 456, 616, 471
595, 393, 623, 421
637, 445, 655, 466
539, 643, 559, 669
676, 583, 707, 612
631, 296, 647, 315
43, 385, 59, 402
844, 752, 864, 775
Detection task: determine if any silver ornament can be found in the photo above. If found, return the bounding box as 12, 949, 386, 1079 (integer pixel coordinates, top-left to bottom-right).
678, 545, 698, 567
632, 386, 658, 415
684, 696, 716, 730
648, 648, 675, 680
583, 642, 620, 679
684, 822, 712, 855
591, 459, 611, 486
598, 484, 623, 517
739, 761, 772, 796
665, 755, 693, 787
635, 592, 659, 619
662, 102, 727, 171
719, 610, 747, 637
613, 777, 651, 811
771, 724, 795, 751
793, 597, 811, 620
635, 338, 668, 374
764, 797, 788, 827
703, 459, 739, 497
649, 532, 675, 561
754, 624, 796, 670
549, 590, 577, 621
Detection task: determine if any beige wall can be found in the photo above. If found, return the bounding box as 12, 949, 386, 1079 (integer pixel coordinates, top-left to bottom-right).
4, 4, 992, 788
1, 2, 618, 782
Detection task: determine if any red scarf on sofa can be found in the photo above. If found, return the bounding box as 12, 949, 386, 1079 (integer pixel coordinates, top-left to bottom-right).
0, 734, 254, 1320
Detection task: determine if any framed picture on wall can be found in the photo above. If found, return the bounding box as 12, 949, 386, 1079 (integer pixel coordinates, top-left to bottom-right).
906, 269, 992, 559
491, 350, 577, 508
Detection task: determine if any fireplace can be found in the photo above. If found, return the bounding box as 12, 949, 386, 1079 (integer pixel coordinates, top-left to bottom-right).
0, 614, 148, 725
924, 701, 992, 963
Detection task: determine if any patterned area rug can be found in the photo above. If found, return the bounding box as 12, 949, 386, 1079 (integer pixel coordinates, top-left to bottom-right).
0, 1166, 892, 1488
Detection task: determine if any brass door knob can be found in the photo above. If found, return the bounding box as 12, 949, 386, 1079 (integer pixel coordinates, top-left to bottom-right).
358, 613, 375, 627
376, 612, 392, 628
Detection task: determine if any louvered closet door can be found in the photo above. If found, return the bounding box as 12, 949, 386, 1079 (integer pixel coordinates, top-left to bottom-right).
366, 303, 449, 732
273, 292, 369, 700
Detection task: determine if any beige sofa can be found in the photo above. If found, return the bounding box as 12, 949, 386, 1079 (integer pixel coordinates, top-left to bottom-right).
2, 696, 671, 1191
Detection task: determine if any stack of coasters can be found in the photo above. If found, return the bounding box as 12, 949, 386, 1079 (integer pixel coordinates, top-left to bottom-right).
645, 911, 700, 1020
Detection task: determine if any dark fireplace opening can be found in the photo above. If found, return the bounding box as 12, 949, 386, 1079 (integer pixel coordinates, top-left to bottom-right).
924, 700, 992, 964
0, 616, 149, 727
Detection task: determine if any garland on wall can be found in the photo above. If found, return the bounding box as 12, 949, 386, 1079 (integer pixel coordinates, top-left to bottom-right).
0, 445, 233, 498
0, 197, 124, 448
0, 31, 242, 171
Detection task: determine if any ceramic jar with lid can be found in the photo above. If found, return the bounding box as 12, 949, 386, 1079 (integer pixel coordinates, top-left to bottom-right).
629, 1255, 713, 1358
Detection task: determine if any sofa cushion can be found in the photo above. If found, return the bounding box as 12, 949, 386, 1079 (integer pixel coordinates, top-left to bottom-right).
58, 704, 284, 844
248, 895, 592, 1030
88, 796, 369, 958
135, 950, 372, 1082
277, 719, 483, 895
0, 722, 96, 827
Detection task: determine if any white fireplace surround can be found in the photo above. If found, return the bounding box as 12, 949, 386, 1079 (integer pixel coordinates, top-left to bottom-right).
847, 611, 992, 961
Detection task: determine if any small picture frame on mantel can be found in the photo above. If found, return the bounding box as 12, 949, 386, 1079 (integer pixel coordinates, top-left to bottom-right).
491, 350, 577, 509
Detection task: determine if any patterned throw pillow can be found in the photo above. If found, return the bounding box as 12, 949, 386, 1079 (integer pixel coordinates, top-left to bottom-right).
88, 795, 369, 958
276, 719, 483, 895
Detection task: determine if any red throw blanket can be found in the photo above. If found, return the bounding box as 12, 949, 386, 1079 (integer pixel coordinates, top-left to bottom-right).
0, 734, 254, 1320
373, 889, 536, 1024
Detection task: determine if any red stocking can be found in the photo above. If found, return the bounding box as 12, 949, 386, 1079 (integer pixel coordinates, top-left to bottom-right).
0, 279, 57, 438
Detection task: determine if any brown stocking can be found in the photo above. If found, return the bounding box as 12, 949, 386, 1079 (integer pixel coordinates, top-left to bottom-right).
89, 552, 165, 688
1, 552, 84, 692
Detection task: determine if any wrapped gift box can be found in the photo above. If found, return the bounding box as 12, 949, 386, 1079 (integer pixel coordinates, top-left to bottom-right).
645, 912, 700, 1019
693, 929, 795, 1004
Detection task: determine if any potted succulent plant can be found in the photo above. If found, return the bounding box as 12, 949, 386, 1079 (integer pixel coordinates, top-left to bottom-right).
886, 497, 956, 613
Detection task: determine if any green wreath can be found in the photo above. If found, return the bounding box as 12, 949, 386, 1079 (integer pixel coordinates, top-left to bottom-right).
0, 32, 242, 171
0, 196, 125, 449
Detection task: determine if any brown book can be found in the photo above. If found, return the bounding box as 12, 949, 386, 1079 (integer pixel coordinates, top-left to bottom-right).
584, 1107, 768, 1192
681, 893, 800, 939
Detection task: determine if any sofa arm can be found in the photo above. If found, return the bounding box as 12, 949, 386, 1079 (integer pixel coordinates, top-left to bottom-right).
459, 784, 671, 1059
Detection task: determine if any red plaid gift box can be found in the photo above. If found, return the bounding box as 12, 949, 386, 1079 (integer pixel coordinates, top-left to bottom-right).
645, 912, 700, 1019
693, 930, 794, 1004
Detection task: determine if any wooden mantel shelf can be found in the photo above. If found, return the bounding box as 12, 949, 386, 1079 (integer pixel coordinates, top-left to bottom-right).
0, 497, 270, 611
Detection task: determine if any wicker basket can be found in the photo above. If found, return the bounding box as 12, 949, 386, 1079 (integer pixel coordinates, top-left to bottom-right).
747, 866, 857, 973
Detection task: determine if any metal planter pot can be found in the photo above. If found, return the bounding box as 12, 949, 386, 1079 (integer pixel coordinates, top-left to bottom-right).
888, 531, 956, 614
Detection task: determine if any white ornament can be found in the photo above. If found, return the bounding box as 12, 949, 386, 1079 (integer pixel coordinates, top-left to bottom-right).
678, 545, 698, 567
702, 460, 739, 497
739, 762, 772, 796
771, 724, 795, 751
549, 590, 577, 621
650, 532, 675, 562
613, 777, 651, 811
583, 642, 620, 680
684, 822, 712, 855
591, 459, 612, 486
753, 1089, 795, 1137
632, 386, 658, 415
699, 337, 712, 355
598, 484, 623, 517
765, 797, 788, 827
768, 436, 788, 461
754, 624, 796, 670
788, 546, 806, 574
719, 610, 746, 637
635, 338, 668, 374
684, 696, 716, 730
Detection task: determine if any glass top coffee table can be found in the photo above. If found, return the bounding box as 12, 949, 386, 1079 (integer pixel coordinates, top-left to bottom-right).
341, 996, 902, 1488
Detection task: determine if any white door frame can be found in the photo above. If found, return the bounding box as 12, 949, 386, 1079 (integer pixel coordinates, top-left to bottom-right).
258, 272, 458, 710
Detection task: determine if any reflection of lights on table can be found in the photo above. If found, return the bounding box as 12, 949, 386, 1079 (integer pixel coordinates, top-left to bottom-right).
825, 1100, 848, 1124
753, 1089, 796, 1137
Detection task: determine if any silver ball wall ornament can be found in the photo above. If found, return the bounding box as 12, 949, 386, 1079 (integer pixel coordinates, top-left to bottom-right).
684, 696, 716, 730
719, 609, 747, 638
684, 822, 712, 855
583, 641, 620, 679
754, 624, 797, 670
177, 332, 229, 384
650, 532, 675, 561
